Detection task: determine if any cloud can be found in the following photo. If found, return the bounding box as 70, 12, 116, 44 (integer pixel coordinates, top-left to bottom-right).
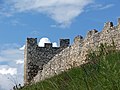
38, 37, 51, 47
99, 4, 114, 10
4, 0, 93, 27
38, 37, 58, 47
19, 37, 58, 52
0, 48, 23, 63
88, 4, 114, 11
53, 42, 58, 47
9, 19, 27, 26
0, 12, 12, 17
16, 60, 24, 64
0, 39, 57, 89
0, 74, 13, 90
19, 45, 25, 50
0, 67, 17, 75
0, 1, 13, 17
0, 44, 24, 90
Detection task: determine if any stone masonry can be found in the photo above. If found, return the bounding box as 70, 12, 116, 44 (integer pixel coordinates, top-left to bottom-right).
24, 38, 70, 84
24, 18, 120, 84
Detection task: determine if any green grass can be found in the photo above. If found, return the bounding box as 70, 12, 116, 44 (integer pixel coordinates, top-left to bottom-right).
20, 45, 120, 90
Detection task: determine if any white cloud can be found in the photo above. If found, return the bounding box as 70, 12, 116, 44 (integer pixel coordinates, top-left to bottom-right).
0, 39, 57, 90
53, 42, 58, 47
99, 4, 114, 10
38, 37, 51, 47
19, 37, 58, 52
0, 48, 23, 62
0, 12, 12, 17
0, 64, 24, 90
9, 19, 27, 26
19, 45, 25, 50
0, 67, 17, 75
0, 74, 13, 90
16, 59, 24, 64
0, 44, 24, 90
38, 37, 58, 47
5, 0, 93, 27
88, 4, 114, 11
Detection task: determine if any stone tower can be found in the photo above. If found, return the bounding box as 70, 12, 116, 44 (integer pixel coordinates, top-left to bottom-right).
24, 38, 70, 85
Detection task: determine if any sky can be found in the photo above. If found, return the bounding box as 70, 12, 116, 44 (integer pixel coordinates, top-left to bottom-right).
0, 0, 120, 90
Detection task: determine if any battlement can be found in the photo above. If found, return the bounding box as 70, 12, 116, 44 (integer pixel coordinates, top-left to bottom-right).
26, 38, 70, 48
60, 39, 70, 48
24, 18, 120, 85
104, 22, 113, 28
24, 38, 70, 85
74, 35, 83, 44
44, 43, 52, 48
26, 38, 37, 47
87, 29, 98, 37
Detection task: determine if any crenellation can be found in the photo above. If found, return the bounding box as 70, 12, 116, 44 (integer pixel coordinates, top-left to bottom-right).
60, 39, 70, 48
27, 38, 37, 47
103, 22, 114, 32
44, 43, 52, 48
24, 38, 69, 85
24, 18, 120, 85
87, 29, 98, 37
74, 35, 83, 42
105, 22, 113, 27
74, 35, 84, 46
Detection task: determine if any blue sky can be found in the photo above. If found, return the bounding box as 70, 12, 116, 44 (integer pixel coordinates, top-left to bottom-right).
0, 0, 120, 90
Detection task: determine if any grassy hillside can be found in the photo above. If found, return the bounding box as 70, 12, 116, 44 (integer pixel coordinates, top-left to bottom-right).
20, 44, 120, 90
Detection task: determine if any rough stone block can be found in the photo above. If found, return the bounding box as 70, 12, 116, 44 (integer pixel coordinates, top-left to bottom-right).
87, 29, 98, 37
74, 35, 83, 44
44, 43, 52, 48
103, 22, 114, 31
60, 39, 70, 47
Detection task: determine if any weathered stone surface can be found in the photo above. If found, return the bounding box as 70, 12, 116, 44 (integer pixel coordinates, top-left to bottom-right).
24, 38, 70, 84
24, 18, 120, 85
118, 18, 120, 29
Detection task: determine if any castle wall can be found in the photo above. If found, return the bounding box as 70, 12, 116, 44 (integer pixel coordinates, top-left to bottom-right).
33, 35, 84, 82
33, 19, 120, 83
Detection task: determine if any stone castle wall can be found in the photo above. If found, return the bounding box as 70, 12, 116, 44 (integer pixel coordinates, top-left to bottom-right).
24, 38, 70, 84
25, 18, 120, 84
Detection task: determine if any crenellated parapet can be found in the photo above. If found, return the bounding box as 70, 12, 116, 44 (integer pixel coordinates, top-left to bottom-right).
74, 35, 83, 43
74, 35, 84, 47
102, 22, 115, 33
44, 43, 52, 48
24, 18, 120, 85
87, 29, 98, 38
104, 22, 113, 28
24, 38, 70, 85
60, 39, 70, 48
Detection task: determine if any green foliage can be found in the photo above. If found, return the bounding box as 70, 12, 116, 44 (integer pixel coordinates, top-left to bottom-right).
20, 44, 120, 90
